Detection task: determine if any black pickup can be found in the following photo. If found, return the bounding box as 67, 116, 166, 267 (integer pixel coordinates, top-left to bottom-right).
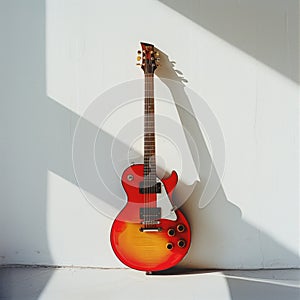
139, 182, 161, 194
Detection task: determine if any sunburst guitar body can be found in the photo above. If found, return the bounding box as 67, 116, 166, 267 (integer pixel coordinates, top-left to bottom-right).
110, 42, 191, 272
110, 164, 191, 272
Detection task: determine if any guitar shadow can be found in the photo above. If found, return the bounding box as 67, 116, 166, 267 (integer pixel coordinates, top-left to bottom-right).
151, 48, 300, 298
153, 48, 299, 270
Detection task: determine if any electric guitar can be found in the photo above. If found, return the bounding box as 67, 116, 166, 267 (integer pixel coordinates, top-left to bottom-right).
110, 42, 191, 272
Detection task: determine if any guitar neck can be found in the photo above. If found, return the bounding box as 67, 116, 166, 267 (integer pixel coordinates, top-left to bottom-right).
144, 73, 156, 183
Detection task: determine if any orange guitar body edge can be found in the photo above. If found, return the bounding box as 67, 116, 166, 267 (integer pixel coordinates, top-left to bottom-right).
110, 164, 191, 272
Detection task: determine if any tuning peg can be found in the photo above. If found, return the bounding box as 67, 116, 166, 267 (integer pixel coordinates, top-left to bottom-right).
137, 50, 141, 54
137, 56, 141, 61
155, 52, 159, 57
155, 57, 160, 61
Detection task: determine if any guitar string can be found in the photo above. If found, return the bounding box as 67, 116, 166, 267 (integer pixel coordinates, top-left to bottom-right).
145, 71, 149, 228
147, 72, 151, 227
151, 73, 154, 226
154, 74, 156, 226
148, 72, 150, 228
150, 72, 154, 227
150, 74, 156, 222
144, 71, 146, 228
148, 72, 152, 227
145, 72, 148, 228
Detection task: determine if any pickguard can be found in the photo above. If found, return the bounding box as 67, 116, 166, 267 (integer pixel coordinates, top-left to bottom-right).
156, 177, 177, 221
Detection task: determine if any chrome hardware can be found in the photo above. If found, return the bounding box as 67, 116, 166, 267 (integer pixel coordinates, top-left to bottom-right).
139, 227, 162, 232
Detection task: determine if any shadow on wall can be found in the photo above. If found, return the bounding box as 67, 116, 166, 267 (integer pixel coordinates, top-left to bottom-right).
153, 49, 300, 298
0, 1, 54, 299
155, 49, 299, 269
159, 0, 299, 83
0, 1, 299, 300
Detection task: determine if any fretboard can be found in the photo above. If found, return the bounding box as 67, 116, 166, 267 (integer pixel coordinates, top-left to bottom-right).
144, 74, 156, 184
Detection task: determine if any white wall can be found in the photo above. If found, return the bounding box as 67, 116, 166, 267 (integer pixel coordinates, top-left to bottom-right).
0, 0, 299, 269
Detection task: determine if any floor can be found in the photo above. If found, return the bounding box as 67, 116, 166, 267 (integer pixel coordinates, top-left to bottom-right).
0, 266, 299, 300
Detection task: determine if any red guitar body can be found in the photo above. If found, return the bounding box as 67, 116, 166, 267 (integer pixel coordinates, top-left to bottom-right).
110, 164, 191, 272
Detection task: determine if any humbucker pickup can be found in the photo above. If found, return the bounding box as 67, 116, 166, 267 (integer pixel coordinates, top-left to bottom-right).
139, 182, 161, 194
140, 207, 161, 221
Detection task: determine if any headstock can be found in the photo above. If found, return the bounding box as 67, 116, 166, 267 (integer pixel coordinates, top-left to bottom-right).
136, 42, 160, 74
